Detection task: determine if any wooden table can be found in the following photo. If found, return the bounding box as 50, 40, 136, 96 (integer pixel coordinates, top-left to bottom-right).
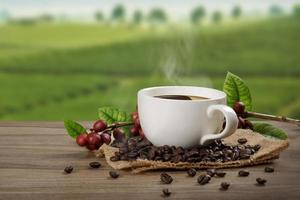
0, 121, 299, 200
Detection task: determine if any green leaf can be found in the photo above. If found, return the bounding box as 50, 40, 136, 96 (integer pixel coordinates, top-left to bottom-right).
223, 72, 252, 110
98, 107, 131, 124
64, 120, 86, 138
252, 122, 288, 140
98, 107, 132, 137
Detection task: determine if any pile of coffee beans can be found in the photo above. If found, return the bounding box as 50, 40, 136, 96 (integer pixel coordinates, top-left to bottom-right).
110, 136, 261, 163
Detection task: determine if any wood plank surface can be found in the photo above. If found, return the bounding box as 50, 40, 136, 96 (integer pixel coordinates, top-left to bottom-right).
0, 121, 299, 200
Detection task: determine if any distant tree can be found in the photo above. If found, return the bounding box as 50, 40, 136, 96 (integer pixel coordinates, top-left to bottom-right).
133, 10, 143, 24
148, 8, 167, 24
232, 6, 242, 18
190, 6, 206, 24
14, 18, 37, 25
95, 11, 104, 22
212, 11, 222, 23
38, 14, 54, 22
111, 4, 125, 22
269, 5, 283, 17
293, 4, 300, 17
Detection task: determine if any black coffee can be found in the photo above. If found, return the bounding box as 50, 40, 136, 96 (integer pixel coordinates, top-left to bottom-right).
154, 95, 209, 100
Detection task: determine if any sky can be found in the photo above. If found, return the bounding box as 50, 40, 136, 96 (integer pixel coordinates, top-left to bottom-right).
1, 0, 299, 21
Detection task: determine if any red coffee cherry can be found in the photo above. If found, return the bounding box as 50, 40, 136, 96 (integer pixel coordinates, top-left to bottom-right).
139, 129, 145, 139
233, 101, 245, 115
101, 133, 111, 145
134, 118, 141, 127
76, 133, 88, 147
131, 111, 139, 121
93, 120, 107, 132
87, 133, 102, 146
86, 144, 99, 151
130, 126, 140, 136
113, 129, 125, 141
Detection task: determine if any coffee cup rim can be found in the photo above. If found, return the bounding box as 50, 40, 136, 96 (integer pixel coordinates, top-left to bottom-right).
138, 86, 226, 102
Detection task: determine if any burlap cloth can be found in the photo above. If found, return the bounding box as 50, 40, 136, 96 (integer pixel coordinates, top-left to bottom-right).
96, 129, 289, 173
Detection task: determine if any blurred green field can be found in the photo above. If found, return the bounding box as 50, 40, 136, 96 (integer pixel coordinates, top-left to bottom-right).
1, 18, 299, 76
0, 17, 299, 120
1, 73, 299, 120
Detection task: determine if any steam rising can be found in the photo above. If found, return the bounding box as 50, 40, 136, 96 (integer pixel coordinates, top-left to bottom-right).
160, 30, 212, 87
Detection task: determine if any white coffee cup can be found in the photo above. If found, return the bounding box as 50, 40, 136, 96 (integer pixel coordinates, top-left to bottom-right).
137, 86, 238, 148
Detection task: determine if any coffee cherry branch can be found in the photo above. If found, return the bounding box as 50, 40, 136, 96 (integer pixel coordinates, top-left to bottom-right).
234, 101, 300, 127
245, 111, 300, 126
106, 122, 135, 130
93, 122, 134, 134
75, 112, 144, 151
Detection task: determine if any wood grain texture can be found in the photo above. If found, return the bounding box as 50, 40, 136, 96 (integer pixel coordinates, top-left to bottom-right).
0, 121, 299, 200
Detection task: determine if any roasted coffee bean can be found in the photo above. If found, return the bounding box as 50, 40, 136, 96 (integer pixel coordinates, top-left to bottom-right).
186, 157, 198, 162
216, 171, 226, 177
127, 151, 138, 159
64, 166, 73, 174
163, 145, 171, 153
253, 144, 261, 151
256, 177, 267, 185
176, 147, 185, 155
206, 169, 216, 177
220, 182, 230, 190
109, 171, 119, 179
161, 173, 173, 184
241, 148, 252, 155
110, 156, 120, 162
197, 174, 211, 185
223, 157, 232, 162
238, 170, 250, 177
162, 188, 171, 197
199, 149, 209, 156
89, 161, 101, 168
213, 139, 223, 147
147, 147, 156, 160
202, 157, 211, 162
238, 138, 247, 144
187, 168, 197, 177
231, 150, 240, 161
154, 156, 163, 161
185, 149, 199, 157
171, 155, 183, 163
240, 154, 250, 159
223, 149, 233, 155
136, 139, 152, 149
264, 166, 274, 173
163, 154, 172, 161
119, 146, 128, 154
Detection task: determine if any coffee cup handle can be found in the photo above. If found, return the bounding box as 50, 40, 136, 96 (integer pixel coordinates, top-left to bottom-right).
200, 104, 238, 145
